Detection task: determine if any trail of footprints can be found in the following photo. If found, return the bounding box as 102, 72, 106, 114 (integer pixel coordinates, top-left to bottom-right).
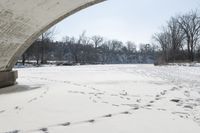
2, 77, 200, 133
0, 87, 49, 115
6, 109, 139, 133
67, 84, 200, 125
169, 86, 200, 123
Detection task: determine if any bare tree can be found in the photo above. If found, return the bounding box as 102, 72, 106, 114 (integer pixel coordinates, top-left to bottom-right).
126, 41, 136, 53
177, 11, 200, 61
108, 40, 123, 51
167, 17, 185, 61
91, 35, 104, 48
78, 31, 91, 45
153, 31, 171, 61
40, 27, 57, 64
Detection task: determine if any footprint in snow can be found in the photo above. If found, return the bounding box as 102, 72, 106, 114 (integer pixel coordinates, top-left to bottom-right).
136, 99, 141, 103
157, 108, 167, 111
6, 130, 20, 133
110, 94, 118, 97
28, 97, 37, 103
161, 90, 167, 95
103, 114, 113, 118
14, 106, 22, 110
170, 87, 179, 91
0, 110, 5, 113
170, 99, 181, 103
39, 128, 48, 133
156, 94, 160, 97
112, 104, 119, 107
126, 97, 131, 100
87, 119, 95, 123
132, 106, 140, 110
120, 90, 128, 96
120, 96, 125, 99
176, 103, 183, 106
155, 97, 161, 100
102, 101, 109, 104
43, 91, 48, 94
79, 91, 85, 95
120, 111, 131, 114
184, 91, 190, 97
145, 104, 153, 107
183, 105, 193, 109
172, 112, 190, 119
60, 122, 71, 126
63, 81, 71, 84
92, 99, 97, 103
149, 100, 155, 103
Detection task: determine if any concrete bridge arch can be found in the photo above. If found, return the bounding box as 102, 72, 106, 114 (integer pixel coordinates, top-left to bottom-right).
0, 0, 105, 87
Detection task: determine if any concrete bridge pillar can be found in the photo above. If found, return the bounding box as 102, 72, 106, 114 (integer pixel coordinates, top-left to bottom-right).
0, 71, 18, 88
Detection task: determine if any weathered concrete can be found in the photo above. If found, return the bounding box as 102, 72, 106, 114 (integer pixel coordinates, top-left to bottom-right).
0, 71, 18, 88
0, 0, 105, 87
0, 0, 105, 72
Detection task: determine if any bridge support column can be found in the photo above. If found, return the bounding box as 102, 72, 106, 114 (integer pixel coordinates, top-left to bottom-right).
0, 71, 18, 88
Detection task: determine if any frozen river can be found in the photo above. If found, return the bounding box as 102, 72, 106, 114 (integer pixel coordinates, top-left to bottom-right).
0, 64, 200, 133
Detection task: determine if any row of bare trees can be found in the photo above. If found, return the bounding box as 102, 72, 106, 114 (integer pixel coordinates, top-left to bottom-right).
153, 10, 200, 63
21, 31, 157, 65
22, 28, 56, 65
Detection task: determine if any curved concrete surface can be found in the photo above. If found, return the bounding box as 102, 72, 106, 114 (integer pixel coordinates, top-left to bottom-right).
0, 0, 105, 88
0, 0, 105, 72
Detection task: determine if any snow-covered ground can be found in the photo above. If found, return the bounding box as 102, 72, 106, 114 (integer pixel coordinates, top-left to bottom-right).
0, 64, 200, 133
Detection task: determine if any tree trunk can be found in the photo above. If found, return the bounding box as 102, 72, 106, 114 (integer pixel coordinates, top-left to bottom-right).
22, 54, 26, 65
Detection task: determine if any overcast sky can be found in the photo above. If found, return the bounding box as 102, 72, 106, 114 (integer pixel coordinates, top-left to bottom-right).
53, 0, 200, 45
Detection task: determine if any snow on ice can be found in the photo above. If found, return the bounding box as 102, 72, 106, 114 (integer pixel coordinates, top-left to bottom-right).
0, 64, 200, 133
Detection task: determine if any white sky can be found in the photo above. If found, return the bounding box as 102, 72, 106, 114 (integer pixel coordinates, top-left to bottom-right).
53, 0, 200, 44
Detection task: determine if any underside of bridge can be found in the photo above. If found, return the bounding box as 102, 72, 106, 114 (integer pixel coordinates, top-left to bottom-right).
0, 0, 105, 88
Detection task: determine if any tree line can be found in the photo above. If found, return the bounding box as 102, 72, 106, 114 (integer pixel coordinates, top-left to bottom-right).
21, 10, 200, 66
21, 31, 157, 65
153, 10, 200, 64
